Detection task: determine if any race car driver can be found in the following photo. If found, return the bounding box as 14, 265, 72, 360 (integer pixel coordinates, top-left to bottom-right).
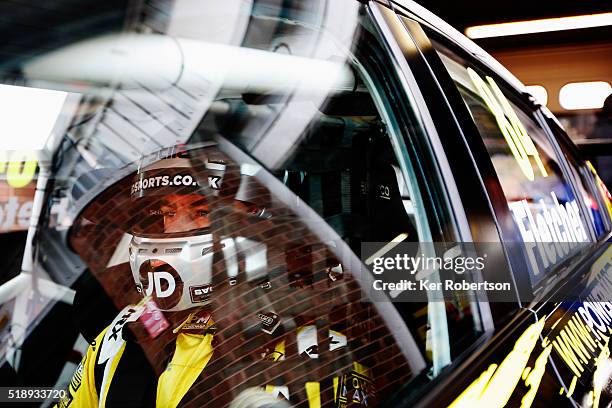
59, 145, 388, 407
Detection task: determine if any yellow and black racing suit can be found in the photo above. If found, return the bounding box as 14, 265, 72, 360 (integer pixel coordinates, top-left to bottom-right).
55, 304, 380, 408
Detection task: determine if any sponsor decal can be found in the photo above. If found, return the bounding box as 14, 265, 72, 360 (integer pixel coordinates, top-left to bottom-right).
297, 325, 318, 359
130, 168, 224, 197
448, 316, 544, 408
509, 192, 588, 276
0, 195, 33, 232
144, 272, 176, 298
467, 68, 547, 181
546, 266, 612, 382
138, 299, 169, 338
376, 184, 391, 200
334, 362, 375, 408
138, 260, 184, 309
137, 144, 189, 170
131, 173, 198, 196
189, 284, 213, 303
544, 260, 612, 406
262, 339, 286, 362
451, 251, 612, 408
72, 356, 85, 391
329, 330, 347, 352
257, 312, 281, 335
0, 153, 36, 233
264, 385, 289, 400
0, 150, 38, 188
208, 176, 221, 189
327, 264, 344, 283
99, 306, 144, 364
57, 354, 86, 407
173, 309, 213, 333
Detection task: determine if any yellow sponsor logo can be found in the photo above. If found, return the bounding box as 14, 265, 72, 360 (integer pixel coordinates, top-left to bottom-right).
450, 318, 546, 408
452, 251, 612, 408
467, 68, 547, 181
0, 150, 38, 188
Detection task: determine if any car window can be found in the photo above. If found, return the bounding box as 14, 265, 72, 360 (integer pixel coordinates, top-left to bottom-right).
190, 6, 485, 388
433, 43, 592, 285
8, 4, 487, 408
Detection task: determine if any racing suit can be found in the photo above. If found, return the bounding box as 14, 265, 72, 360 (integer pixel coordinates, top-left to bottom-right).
55, 305, 372, 408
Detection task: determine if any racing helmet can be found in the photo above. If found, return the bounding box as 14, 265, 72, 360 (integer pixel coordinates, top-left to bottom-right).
127, 145, 268, 312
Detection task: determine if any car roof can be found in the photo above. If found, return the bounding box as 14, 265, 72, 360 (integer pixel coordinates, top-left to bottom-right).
387, 0, 529, 95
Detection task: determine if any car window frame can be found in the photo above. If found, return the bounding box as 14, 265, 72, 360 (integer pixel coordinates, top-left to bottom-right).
367, 1, 546, 397
356, 2, 497, 376
384, 4, 524, 322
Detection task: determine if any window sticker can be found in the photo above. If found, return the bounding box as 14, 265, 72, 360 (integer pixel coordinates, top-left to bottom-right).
467, 68, 547, 181
508, 192, 588, 275
465, 68, 589, 278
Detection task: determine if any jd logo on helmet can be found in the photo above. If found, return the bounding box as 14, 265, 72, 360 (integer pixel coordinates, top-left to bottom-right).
144, 272, 176, 298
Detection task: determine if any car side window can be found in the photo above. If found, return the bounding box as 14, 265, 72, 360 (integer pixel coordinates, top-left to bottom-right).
276, 16, 488, 356
433, 43, 593, 285
211, 11, 488, 393
68, 9, 489, 407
